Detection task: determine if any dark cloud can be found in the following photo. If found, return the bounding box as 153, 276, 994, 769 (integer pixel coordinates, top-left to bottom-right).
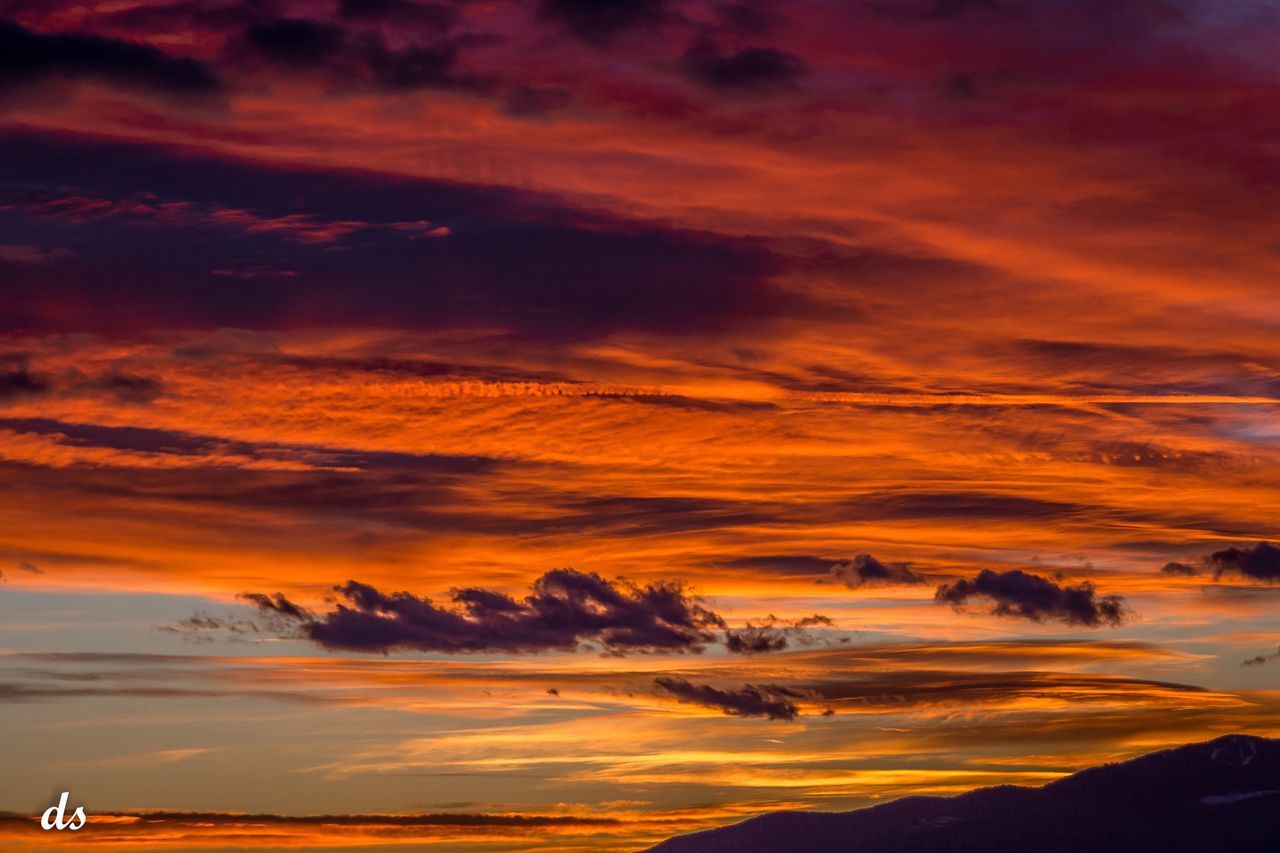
831, 553, 926, 588
653, 676, 800, 720
849, 491, 1083, 521
1160, 560, 1199, 577
238, 16, 477, 92
72, 371, 166, 404
16, 561, 43, 574
245, 18, 346, 67
0, 133, 794, 341
0, 357, 48, 400
365, 41, 470, 90
158, 598, 323, 643
1208, 542, 1280, 583
0, 447, 509, 559
0, 418, 494, 478
681, 38, 805, 92
551, 496, 768, 537
538, 0, 667, 44
1242, 646, 1280, 667
801, 669, 1209, 709
155, 612, 261, 643
0, 360, 162, 404
338, 0, 457, 29
0, 18, 221, 96
724, 614, 831, 654
935, 569, 1128, 627
247, 569, 726, 655
239, 592, 314, 622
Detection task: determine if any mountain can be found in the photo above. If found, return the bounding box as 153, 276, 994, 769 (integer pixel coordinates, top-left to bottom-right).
646, 734, 1280, 853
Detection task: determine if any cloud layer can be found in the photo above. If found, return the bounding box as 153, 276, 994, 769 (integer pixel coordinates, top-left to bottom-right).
654, 676, 803, 720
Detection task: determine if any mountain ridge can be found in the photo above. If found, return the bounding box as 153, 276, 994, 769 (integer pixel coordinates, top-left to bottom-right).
646, 734, 1280, 853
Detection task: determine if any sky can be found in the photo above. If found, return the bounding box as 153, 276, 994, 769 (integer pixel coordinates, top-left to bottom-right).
1, 0, 1279, 850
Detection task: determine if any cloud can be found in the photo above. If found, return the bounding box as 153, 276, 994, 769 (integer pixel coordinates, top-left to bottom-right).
681, 39, 805, 92
0, 133, 792, 340
16, 561, 42, 574
847, 491, 1083, 521
0, 358, 163, 405
797, 669, 1215, 712
7, 189, 450, 245
1208, 542, 1280, 583
1160, 561, 1199, 577
653, 676, 800, 720
239, 591, 314, 622
246, 569, 726, 655
934, 569, 1128, 627
538, 0, 667, 43
831, 553, 926, 587
155, 612, 261, 644
723, 614, 832, 654
72, 371, 166, 404
364, 42, 471, 90
338, 0, 457, 30
240, 15, 476, 91
0, 357, 48, 401
245, 19, 346, 67
0, 244, 72, 264
0, 18, 220, 95
1241, 646, 1280, 667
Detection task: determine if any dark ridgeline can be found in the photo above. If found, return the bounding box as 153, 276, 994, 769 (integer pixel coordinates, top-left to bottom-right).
647, 735, 1280, 853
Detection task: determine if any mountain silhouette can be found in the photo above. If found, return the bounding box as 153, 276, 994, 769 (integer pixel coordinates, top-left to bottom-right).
646, 734, 1280, 853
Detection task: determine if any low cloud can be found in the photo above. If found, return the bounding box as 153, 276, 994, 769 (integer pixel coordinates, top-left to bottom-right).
724, 614, 832, 654
239, 592, 314, 622
1242, 646, 1280, 667
831, 553, 926, 588
1208, 542, 1280, 583
1160, 561, 1199, 577
653, 676, 801, 720
156, 612, 261, 644
935, 569, 1128, 627
245, 569, 726, 655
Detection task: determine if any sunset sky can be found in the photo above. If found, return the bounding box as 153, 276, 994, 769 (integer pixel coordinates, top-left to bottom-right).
2, 0, 1280, 850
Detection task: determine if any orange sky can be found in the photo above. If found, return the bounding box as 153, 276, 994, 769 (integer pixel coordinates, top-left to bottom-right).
2, 0, 1279, 850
